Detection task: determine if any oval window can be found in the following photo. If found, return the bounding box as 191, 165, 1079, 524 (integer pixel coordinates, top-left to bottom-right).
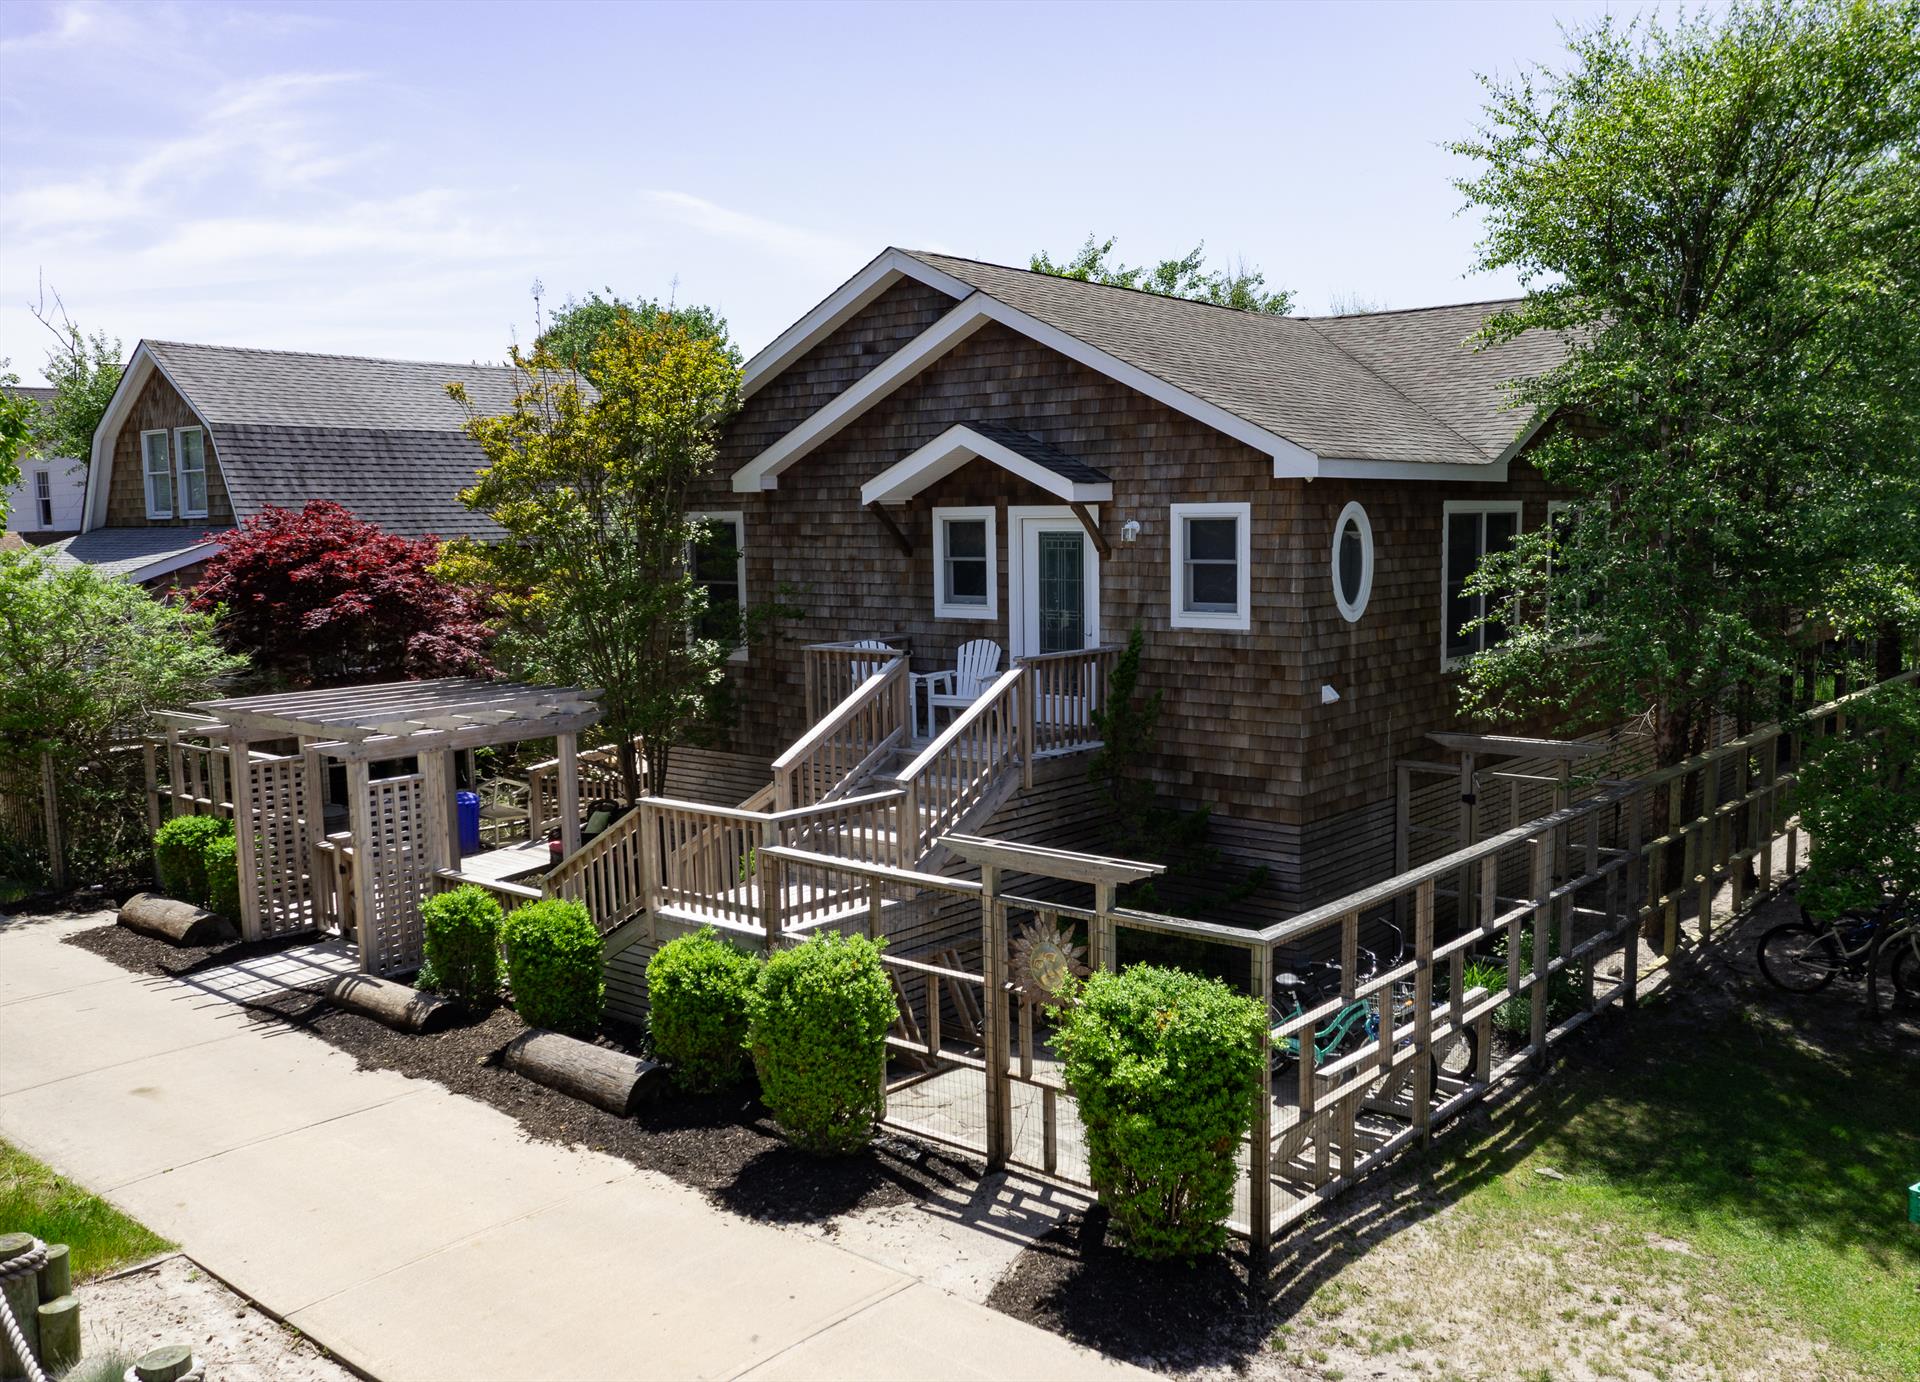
1331, 501, 1373, 622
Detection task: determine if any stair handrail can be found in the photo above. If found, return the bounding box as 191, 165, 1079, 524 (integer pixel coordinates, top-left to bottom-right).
543, 803, 647, 934
894, 665, 1026, 860
770, 655, 911, 811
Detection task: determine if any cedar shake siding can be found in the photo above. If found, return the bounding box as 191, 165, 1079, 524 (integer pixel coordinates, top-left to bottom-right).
105, 371, 235, 528
696, 276, 1577, 920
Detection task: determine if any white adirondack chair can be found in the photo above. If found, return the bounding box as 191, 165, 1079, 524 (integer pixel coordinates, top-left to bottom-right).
849, 639, 896, 685
915, 640, 1004, 740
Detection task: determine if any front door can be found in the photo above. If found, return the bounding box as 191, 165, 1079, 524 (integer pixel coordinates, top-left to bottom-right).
1013, 510, 1099, 658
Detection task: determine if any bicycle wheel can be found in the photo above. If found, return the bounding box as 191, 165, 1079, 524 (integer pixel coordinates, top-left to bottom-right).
1757, 922, 1843, 993
1886, 930, 1920, 1004
1430, 1025, 1479, 1095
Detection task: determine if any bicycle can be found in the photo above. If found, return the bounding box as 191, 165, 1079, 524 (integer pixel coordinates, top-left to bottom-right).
1756, 899, 1918, 998
1270, 933, 1478, 1097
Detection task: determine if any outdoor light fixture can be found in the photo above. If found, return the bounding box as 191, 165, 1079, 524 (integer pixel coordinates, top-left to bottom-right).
1321, 684, 1341, 705
1120, 518, 1142, 543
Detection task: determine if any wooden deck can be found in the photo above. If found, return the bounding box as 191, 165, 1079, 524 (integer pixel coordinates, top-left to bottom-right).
451, 839, 552, 887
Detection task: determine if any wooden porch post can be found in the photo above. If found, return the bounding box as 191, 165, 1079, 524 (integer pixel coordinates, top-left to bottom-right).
299, 741, 328, 930
1247, 937, 1273, 1266
230, 735, 263, 941
348, 758, 376, 973
980, 861, 1012, 1172
556, 732, 582, 858
419, 750, 454, 878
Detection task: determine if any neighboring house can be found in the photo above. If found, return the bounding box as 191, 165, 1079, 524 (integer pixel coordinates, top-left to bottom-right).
54, 340, 517, 586
3, 385, 86, 539
682, 248, 1574, 915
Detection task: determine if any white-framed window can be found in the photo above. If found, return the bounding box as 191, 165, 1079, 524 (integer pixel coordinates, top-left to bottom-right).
1170, 502, 1251, 631
688, 511, 748, 661
175, 426, 209, 518
140, 429, 173, 518
932, 506, 997, 620
33, 471, 53, 529
1441, 500, 1522, 665
1331, 500, 1374, 623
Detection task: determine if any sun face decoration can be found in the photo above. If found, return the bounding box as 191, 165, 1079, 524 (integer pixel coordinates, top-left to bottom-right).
1010, 913, 1089, 1008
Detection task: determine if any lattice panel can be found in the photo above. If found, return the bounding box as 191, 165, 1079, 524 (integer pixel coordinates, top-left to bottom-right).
362, 773, 428, 974
247, 752, 316, 938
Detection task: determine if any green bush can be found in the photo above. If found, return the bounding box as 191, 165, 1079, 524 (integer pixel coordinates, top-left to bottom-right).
419, 885, 504, 1007
203, 833, 241, 921
500, 899, 603, 1036
152, 815, 232, 906
646, 929, 762, 1091
746, 932, 896, 1155
1464, 928, 1581, 1037
1056, 964, 1265, 1261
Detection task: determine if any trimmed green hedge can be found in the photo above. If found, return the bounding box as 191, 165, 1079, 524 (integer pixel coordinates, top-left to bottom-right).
746, 932, 895, 1155
1057, 964, 1266, 1260
152, 815, 233, 907
646, 929, 762, 1092
501, 899, 603, 1036
203, 833, 241, 922
420, 885, 504, 1008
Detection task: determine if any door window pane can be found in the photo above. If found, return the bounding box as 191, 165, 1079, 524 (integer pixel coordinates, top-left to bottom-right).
1036, 530, 1084, 654
942, 518, 988, 606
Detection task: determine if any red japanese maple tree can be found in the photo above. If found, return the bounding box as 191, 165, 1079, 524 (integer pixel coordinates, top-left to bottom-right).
191, 501, 492, 686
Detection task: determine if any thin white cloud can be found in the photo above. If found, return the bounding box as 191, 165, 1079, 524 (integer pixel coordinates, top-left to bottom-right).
641, 190, 862, 274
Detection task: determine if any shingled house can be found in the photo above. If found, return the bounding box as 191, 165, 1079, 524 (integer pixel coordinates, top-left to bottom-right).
679, 248, 1574, 916
56, 341, 516, 586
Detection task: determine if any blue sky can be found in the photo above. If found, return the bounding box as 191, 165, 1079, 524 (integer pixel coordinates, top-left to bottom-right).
0, 0, 1642, 383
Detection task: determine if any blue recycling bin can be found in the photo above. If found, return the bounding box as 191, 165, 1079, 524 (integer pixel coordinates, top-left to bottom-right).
456, 790, 481, 857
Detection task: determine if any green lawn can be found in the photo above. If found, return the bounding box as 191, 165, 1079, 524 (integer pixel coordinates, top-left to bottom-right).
1276, 1002, 1920, 1380
0, 1139, 173, 1281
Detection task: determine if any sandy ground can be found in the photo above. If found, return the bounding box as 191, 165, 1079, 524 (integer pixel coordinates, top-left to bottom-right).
75, 1254, 355, 1382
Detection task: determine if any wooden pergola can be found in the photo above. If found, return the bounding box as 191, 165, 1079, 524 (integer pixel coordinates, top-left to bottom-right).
189, 678, 602, 973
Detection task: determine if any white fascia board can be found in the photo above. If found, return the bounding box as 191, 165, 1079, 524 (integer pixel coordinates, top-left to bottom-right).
861, 424, 1114, 506
130, 541, 218, 584
735, 292, 1322, 492
740, 249, 974, 400
1311, 456, 1511, 483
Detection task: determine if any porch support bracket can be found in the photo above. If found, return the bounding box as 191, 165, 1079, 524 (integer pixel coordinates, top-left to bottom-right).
1068, 502, 1110, 559
866, 502, 914, 557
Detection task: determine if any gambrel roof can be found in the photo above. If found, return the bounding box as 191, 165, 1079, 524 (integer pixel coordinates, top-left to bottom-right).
733, 248, 1568, 491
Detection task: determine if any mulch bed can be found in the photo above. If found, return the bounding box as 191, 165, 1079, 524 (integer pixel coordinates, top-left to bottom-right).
63, 921, 978, 1229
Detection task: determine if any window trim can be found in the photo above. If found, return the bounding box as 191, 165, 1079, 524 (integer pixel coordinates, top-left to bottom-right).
139, 429, 173, 518
1439, 499, 1523, 668
174, 425, 209, 519
33, 470, 53, 529
1331, 500, 1374, 623
688, 510, 749, 663
931, 505, 998, 621
1169, 501, 1252, 632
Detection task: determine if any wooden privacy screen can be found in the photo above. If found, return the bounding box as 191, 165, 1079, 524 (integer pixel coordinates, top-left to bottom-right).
360, 773, 428, 974
245, 751, 316, 939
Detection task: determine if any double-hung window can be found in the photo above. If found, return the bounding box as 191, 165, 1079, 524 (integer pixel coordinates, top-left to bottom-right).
33, 471, 53, 529
1441, 501, 1521, 664
1170, 502, 1251, 631
140, 430, 173, 518
175, 427, 209, 518
688, 512, 747, 659
933, 506, 996, 619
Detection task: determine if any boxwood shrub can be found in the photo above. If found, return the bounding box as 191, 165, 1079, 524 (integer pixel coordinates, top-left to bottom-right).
500, 899, 603, 1036
153, 815, 233, 906
1057, 964, 1266, 1261
203, 833, 241, 922
646, 929, 762, 1092
419, 885, 505, 1008
746, 932, 895, 1155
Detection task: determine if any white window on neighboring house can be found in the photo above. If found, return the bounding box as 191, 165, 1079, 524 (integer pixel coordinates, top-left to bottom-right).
140, 429, 173, 518
688, 511, 747, 660
175, 427, 209, 518
1170, 501, 1251, 631
1441, 501, 1522, 665
34, 471, 53, 529
933, 506, 997, 619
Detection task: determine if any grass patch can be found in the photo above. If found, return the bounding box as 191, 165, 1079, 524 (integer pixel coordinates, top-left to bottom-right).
1281, 1004, 1920, 1379
0, 1139, 173, 1281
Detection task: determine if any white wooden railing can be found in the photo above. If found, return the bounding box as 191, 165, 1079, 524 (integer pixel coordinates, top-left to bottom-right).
802, 637, 908, 725
772, 657, 910, 810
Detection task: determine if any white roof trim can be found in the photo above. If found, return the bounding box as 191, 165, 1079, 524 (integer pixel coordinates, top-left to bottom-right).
740, 249, 972, 400
128, 540, 219, 583
83, 342, 221, 531
1312, 456, 1511, 483
861, 424, 1114, 506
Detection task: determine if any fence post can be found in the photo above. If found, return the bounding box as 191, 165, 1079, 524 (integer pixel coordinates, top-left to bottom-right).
1623, 790, 1643, 1008
1248, 939, 1273, 1268
1019, 666, 1036, 791
980, 862, 1012, 1172
1091, 879, 1118, 973
39, 752, 67, 890
165, 729, 188, 818
142, 740, 161, 838
1412, 878, 1435, 1142
1528, 836, 1551, 1069
758, 817, 782, 952
1696, 756, 1720, 937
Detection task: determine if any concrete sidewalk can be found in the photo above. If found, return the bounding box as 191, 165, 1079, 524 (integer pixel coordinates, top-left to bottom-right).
0, 911, 1139, 1382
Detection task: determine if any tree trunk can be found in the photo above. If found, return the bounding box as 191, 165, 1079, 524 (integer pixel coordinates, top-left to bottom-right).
1875, 621, 1904, 683
617, 734, 642, 807
645, 739, 672, 803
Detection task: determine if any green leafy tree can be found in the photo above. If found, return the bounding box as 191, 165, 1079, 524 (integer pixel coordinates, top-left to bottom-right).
1031, 235, 1293, 314
1795, 682, 1920, 916
1447, 1, 1920, 814
442, 308, 745, 801
0, 363, 32, 515
536, 289, 740, 385
30, 290, 123, 461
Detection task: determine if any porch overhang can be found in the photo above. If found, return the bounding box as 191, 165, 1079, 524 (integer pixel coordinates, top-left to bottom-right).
860, 422, 1113, 506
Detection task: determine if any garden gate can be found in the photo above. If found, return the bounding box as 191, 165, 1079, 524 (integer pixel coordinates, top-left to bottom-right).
241, 750, 317, 940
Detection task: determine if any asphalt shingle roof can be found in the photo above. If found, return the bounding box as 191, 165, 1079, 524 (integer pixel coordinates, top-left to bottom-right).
966, 420, 1110, 485
142, 341, 519, 539
900, 252, 1565, 466
43, 526, 231, 579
